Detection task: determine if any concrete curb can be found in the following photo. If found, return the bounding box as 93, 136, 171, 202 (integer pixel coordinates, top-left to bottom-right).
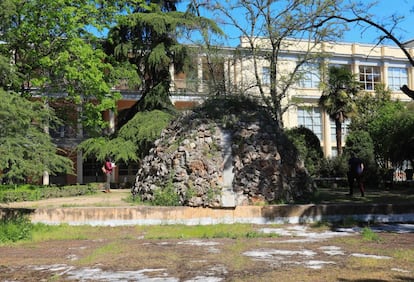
2, 203, 414, 226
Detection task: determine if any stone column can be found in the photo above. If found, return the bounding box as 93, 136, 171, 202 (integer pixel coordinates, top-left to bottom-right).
169, 63, 175, 92
382, 62, 388, 88
109, 110, 115, 134
197, 56, 203, 93
352, 59, 359, 78
409, 66, 414, 90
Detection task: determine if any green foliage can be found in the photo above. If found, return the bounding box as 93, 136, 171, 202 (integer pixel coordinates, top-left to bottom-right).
285, 126, 324, 176
142, 223, 278, 240
349, 87, 414, 168
0, 184, 96, 203
78, 136, 138, 164
0, 0, 121, 131
0, 90, 73, 183
318, 156, 348, 178
350, 85, 392, 132
205, 186, 221, 204
319, 66, 359, 155
388, 108, 414, 164
104, 0, 222, 116
371, 105, 414, 166
138, 83, 175, 112
345, 130, 375, 160
151, 185, 181, 206
79, 110, 174, 163
147, 169, 181, 206
0, 215, 33, 243
361, 227, 381, 242
149, 169, 218, 207
345, 130, 377, 185
0, 54, 19, 90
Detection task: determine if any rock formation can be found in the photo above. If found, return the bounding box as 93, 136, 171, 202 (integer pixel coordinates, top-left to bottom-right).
132, 96, 314, 207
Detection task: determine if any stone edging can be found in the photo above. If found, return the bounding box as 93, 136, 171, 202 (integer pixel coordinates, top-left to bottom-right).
2, 203, 414, 226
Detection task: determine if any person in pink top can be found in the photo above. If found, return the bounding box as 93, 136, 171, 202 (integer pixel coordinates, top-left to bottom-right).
102, 157, 114, 193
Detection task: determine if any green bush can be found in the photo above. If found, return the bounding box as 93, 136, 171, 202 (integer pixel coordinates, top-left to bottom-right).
361, 227, 381, 242
0, 184, 97, 203
285, 126, 324, 177
318, 155, 348, 178
151, 185, 181, 206
0, 215, 33, 243
345, 130, 377, 186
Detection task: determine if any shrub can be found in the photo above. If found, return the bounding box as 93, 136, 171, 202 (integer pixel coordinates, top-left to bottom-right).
151, 185, 181, 206
318, 155, 348, 178
361, 227, 381, 242
0, 184, 97, 203
0, 215, 33, 243
345, 130, 377, 186
285, 126, 324, 176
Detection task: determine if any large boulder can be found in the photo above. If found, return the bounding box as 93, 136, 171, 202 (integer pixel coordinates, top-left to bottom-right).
132, 96, 314, 206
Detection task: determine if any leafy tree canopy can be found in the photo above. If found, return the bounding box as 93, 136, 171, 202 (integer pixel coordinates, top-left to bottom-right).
0, 0, 126, 131
350, 86, 414, 168
79, 110, 175, 163
106, 0, 222, 127
0, 89, 73, 183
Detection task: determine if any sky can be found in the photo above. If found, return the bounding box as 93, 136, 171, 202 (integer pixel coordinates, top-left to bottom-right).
177, 0, 414, 47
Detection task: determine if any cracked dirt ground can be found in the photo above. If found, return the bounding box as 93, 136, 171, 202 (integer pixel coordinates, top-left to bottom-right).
1, 224, 413, 281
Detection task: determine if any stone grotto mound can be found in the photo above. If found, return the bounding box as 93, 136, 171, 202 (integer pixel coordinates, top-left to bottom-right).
132, 96, 314, 207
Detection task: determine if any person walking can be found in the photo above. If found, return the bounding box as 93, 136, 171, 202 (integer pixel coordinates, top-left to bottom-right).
102, 157, 114, 193
347, 154, 365, 197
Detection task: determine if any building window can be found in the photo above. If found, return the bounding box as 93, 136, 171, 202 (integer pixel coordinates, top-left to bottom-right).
388, 67, 408, 91
298, 63, 320, 88
297, 107, 323, 141
359, 66, 381, 90
262, 67, 270, 85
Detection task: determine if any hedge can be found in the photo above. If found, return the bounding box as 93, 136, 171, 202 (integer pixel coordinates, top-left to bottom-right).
0, 184, 98, 203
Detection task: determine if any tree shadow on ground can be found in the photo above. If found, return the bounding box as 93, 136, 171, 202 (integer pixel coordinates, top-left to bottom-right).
312, 185, 414, 205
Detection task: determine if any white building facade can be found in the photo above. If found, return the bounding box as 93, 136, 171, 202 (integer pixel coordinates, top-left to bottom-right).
171, 38, 413, 158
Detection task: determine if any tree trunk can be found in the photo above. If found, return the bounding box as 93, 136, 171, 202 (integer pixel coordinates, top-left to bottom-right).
335, 118, 343, 156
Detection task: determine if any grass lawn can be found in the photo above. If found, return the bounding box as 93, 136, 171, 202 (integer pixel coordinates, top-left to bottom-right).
313, 182, 414, 205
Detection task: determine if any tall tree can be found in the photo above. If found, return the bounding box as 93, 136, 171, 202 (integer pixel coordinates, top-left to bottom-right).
206, 0, 345, 128
349, 84, 392, 133
319, 66, 359, 156
105, 0, 221, 127
0, 89, 73, 183
0, 0, 123, 132
351, 87, 414, 169
78, 0, 221, 164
